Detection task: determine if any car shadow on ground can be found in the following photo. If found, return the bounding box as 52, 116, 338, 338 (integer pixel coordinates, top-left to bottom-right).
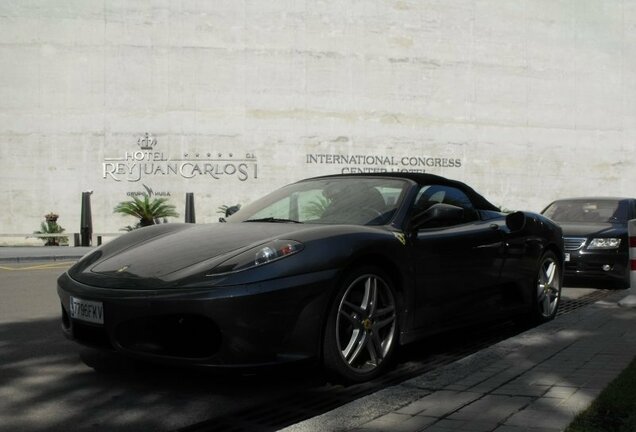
0, 317, 325, 432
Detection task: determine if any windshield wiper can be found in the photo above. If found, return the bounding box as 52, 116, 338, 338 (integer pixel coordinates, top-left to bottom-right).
244, 217, 303, 223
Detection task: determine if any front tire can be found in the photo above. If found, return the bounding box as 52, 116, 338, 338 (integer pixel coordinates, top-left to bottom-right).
532, 251, 562, 323
323, 267, 398, 383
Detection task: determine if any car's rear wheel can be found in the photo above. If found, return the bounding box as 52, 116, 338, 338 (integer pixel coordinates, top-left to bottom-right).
323, 267, 398, 383
533, 251, 562, 323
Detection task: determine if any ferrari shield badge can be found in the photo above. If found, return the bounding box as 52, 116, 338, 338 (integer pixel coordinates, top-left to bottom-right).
392, 232, 406, 245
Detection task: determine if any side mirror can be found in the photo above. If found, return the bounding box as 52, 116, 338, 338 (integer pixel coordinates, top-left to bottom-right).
412, 203, 464, 229
506, 211, 526, 232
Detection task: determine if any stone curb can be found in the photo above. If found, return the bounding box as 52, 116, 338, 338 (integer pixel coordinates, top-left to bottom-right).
0, 247, 93, 263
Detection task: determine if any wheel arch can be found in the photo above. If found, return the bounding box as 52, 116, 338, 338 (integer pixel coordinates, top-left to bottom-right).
544, 242, 564, 264
338, 253, 407, 313
342, 254, 405, 292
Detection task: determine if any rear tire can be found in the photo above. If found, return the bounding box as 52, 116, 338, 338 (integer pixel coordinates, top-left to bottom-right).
531, 251, 562, 323
322, 267, 398, 383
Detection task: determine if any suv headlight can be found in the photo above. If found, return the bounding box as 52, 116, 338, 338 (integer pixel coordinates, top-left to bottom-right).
587, 238, 621, 249
207, 239, 304, 276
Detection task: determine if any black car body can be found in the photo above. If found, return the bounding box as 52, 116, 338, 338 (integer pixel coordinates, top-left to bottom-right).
542, 197, 635, 289
58, 173, 564, 382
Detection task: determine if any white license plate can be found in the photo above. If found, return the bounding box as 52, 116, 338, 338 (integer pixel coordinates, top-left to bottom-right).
565, 253, 570, 262
70, 296, 104, 325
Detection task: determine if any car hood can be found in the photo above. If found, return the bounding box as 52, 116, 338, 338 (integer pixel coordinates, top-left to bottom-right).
558, 222, 627, 237
69, 222, 323, 288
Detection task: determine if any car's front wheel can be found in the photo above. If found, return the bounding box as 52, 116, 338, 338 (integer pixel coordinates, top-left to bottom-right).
532, 251, 562, 323
323, 267, 398, 383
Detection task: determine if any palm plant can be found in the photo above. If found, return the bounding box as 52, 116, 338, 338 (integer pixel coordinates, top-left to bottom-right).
217, 204, 241, 217
304, 196, 331, 219
114, 195, 179, 228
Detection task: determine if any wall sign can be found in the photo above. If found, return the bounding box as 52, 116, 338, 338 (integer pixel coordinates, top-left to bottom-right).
305, 153, 462, 174
126, 184, 171, 198
103, 133, 258, 182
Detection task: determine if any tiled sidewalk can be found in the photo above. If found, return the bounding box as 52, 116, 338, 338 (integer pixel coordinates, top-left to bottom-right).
282, 291, 636, 432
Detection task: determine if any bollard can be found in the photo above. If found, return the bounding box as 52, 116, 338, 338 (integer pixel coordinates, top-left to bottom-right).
80, 191, 93, 247
185, 192, 196, 223
618, 219, 636, 308
73, 233, 80, 247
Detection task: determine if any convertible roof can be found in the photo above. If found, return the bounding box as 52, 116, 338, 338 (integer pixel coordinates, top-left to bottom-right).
311, 172, 500, 212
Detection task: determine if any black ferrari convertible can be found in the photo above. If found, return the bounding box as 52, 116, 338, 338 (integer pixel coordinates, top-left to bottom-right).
58, 173, 564, 382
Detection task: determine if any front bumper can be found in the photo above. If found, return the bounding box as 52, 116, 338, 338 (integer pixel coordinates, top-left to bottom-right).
563, 249, 629, 288
57, 269, 337, 367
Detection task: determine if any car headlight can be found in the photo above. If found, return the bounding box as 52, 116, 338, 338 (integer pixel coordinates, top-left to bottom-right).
207, 239, 304, 276
587, 238, 621, 249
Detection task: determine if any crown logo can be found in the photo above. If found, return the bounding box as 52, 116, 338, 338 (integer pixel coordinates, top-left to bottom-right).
138, 132, 157, 150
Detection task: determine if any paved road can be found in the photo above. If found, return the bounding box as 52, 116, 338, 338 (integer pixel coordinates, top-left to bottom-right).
0, 263, 603, 432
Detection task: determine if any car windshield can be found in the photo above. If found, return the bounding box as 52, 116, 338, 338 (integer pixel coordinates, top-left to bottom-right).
542, 199, 629, 223
229, 177, 410, 226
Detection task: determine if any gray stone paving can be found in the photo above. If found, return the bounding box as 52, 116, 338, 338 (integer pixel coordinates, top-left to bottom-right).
282, 294, 636, 432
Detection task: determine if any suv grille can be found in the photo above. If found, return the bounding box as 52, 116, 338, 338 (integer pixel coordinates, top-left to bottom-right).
564, 237, 587, 251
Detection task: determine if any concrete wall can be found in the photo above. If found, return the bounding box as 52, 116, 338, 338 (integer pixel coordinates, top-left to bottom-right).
1, 0, 635, 243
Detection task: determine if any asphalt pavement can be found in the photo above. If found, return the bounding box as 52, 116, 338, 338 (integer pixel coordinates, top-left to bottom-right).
2, 246, 636, 432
